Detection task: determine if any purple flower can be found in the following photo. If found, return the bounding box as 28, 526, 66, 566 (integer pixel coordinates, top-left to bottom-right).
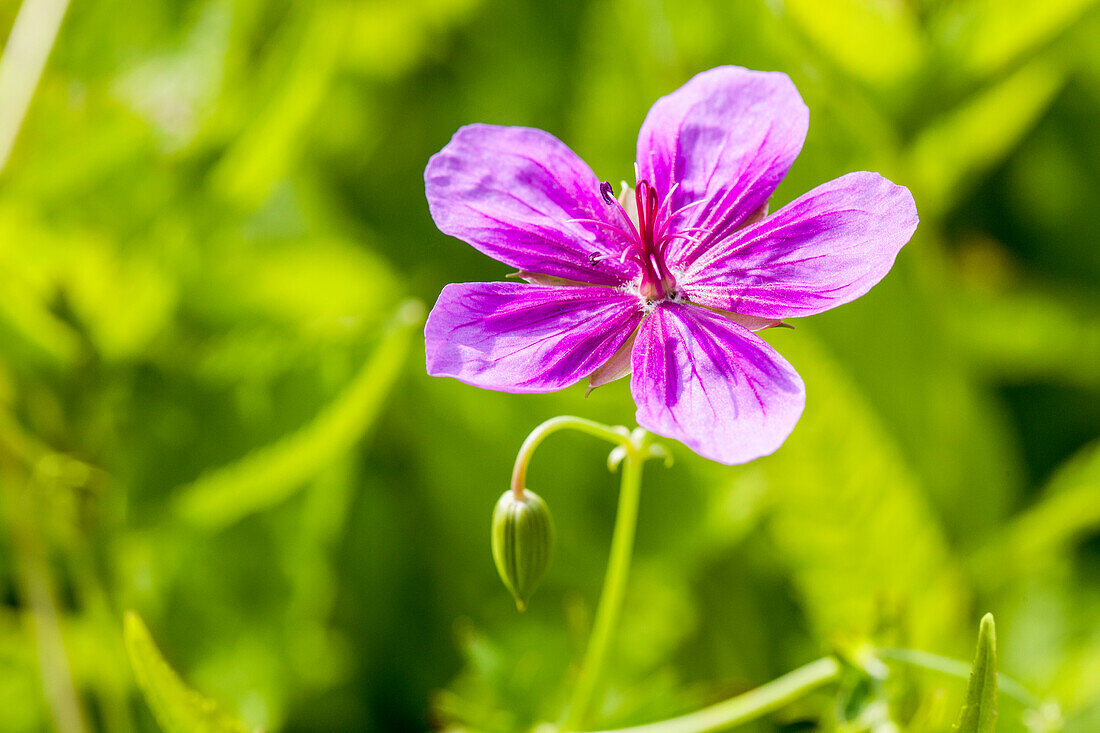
424, 66, 917, 465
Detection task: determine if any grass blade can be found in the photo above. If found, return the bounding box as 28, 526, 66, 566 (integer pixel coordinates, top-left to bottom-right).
123, 611, 249, 733
954, 613, 998, 733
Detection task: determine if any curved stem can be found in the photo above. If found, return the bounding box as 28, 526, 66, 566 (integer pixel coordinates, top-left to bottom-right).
564, 437, 646, 729
511, 416, 631, 499
566, 657, 842, 733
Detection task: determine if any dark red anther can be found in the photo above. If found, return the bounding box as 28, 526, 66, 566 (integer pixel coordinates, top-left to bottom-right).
599, 181, 615, 205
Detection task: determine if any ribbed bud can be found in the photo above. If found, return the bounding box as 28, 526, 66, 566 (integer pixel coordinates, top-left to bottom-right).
491, 489, 555, 611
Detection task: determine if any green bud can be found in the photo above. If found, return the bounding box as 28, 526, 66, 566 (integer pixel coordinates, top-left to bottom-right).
491, 489, 555, 611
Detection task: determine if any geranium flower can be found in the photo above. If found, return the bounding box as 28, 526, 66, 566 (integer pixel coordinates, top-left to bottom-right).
424, 66, 917, 464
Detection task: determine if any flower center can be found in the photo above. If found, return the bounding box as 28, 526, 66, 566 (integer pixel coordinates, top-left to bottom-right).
631, 181, 661, 298
597, 178, 679, 301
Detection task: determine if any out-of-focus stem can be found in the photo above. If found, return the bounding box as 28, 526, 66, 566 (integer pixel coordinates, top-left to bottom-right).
0, 468, 87, 733
565, 657, 842, 733
877, 647, 1044, 709
0, 0, 71, 174
69, 550, 134, 733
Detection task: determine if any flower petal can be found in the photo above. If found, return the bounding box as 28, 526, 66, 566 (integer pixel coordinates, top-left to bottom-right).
425, 282, 643, 392
636, 66, 809, 266
703, 306, 786, 332
587, 328, 638, 392
678, 172, 918, 318
426, 124, 636, 286
630, 303, 805, 465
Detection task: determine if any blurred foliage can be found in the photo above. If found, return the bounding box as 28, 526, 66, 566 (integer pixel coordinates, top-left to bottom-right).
0, 0, 1098, 732
123, 611, 249, 733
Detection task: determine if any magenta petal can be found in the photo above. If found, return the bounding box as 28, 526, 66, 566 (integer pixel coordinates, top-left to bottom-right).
636, 66, 808, 265
631, 303, 805, 465
425, 282, 643, 393
678, 172, 918, 318
426, 124, 635, 286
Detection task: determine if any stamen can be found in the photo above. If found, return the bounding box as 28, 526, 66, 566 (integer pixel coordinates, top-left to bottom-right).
633, 182, 648, 250
645, 186, 659, 243
563, 217, 638, 244
653, 182, 680, 233
618, 248, 648, 267
658, 227, 713, 258
661, 226, 713, 241
581, 181, 643, 244
666, 197, 707, 223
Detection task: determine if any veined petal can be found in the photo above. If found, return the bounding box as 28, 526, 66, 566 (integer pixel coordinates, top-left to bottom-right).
630, 303, 805, 465
703, 305, 785, 332
636, 66, 808, 266
678, 172, 918, 318
425, 282, 643, 393
587, 328, 638, 392
426, 124, 635, 286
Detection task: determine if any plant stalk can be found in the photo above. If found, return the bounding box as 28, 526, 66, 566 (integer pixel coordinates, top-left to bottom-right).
877, 647, 1044, 709
566, 657, 842, 733
511, 416, 631, 499
0, 0, 71, 174
564, 439, 645, 729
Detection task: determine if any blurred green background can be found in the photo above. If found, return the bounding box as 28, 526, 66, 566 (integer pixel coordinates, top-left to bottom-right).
1, 0, 1099, 731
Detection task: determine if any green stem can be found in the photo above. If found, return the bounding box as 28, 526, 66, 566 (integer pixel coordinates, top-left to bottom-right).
0, 467, 88, 733
876, 647, 1044, 709
566, 657, 842, 733
0, 0, 71, 174
511, 416, 631, 499
564, 436, 646, 729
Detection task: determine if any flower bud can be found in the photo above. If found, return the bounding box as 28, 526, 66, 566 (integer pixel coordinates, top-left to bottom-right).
491, 489, 555, 611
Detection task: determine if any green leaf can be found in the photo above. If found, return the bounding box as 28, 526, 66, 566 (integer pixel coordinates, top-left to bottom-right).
192, 236, 401, 335
209, 3, 347, 208
782, 0, 924, 87
344, 0, 482, 78
954, 614, 998, 733
172, 300, 423, 529
0, 206, 83, 366
930, 0, 1098, 79
754, 332, 967, 648
123, 611, 250, 733
952, 284, 1100, 391
907, 59, 1065, 217
971, 439, 1100, 587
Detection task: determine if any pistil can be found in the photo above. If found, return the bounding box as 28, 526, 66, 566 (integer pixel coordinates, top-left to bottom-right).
633, 180, 677, 300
